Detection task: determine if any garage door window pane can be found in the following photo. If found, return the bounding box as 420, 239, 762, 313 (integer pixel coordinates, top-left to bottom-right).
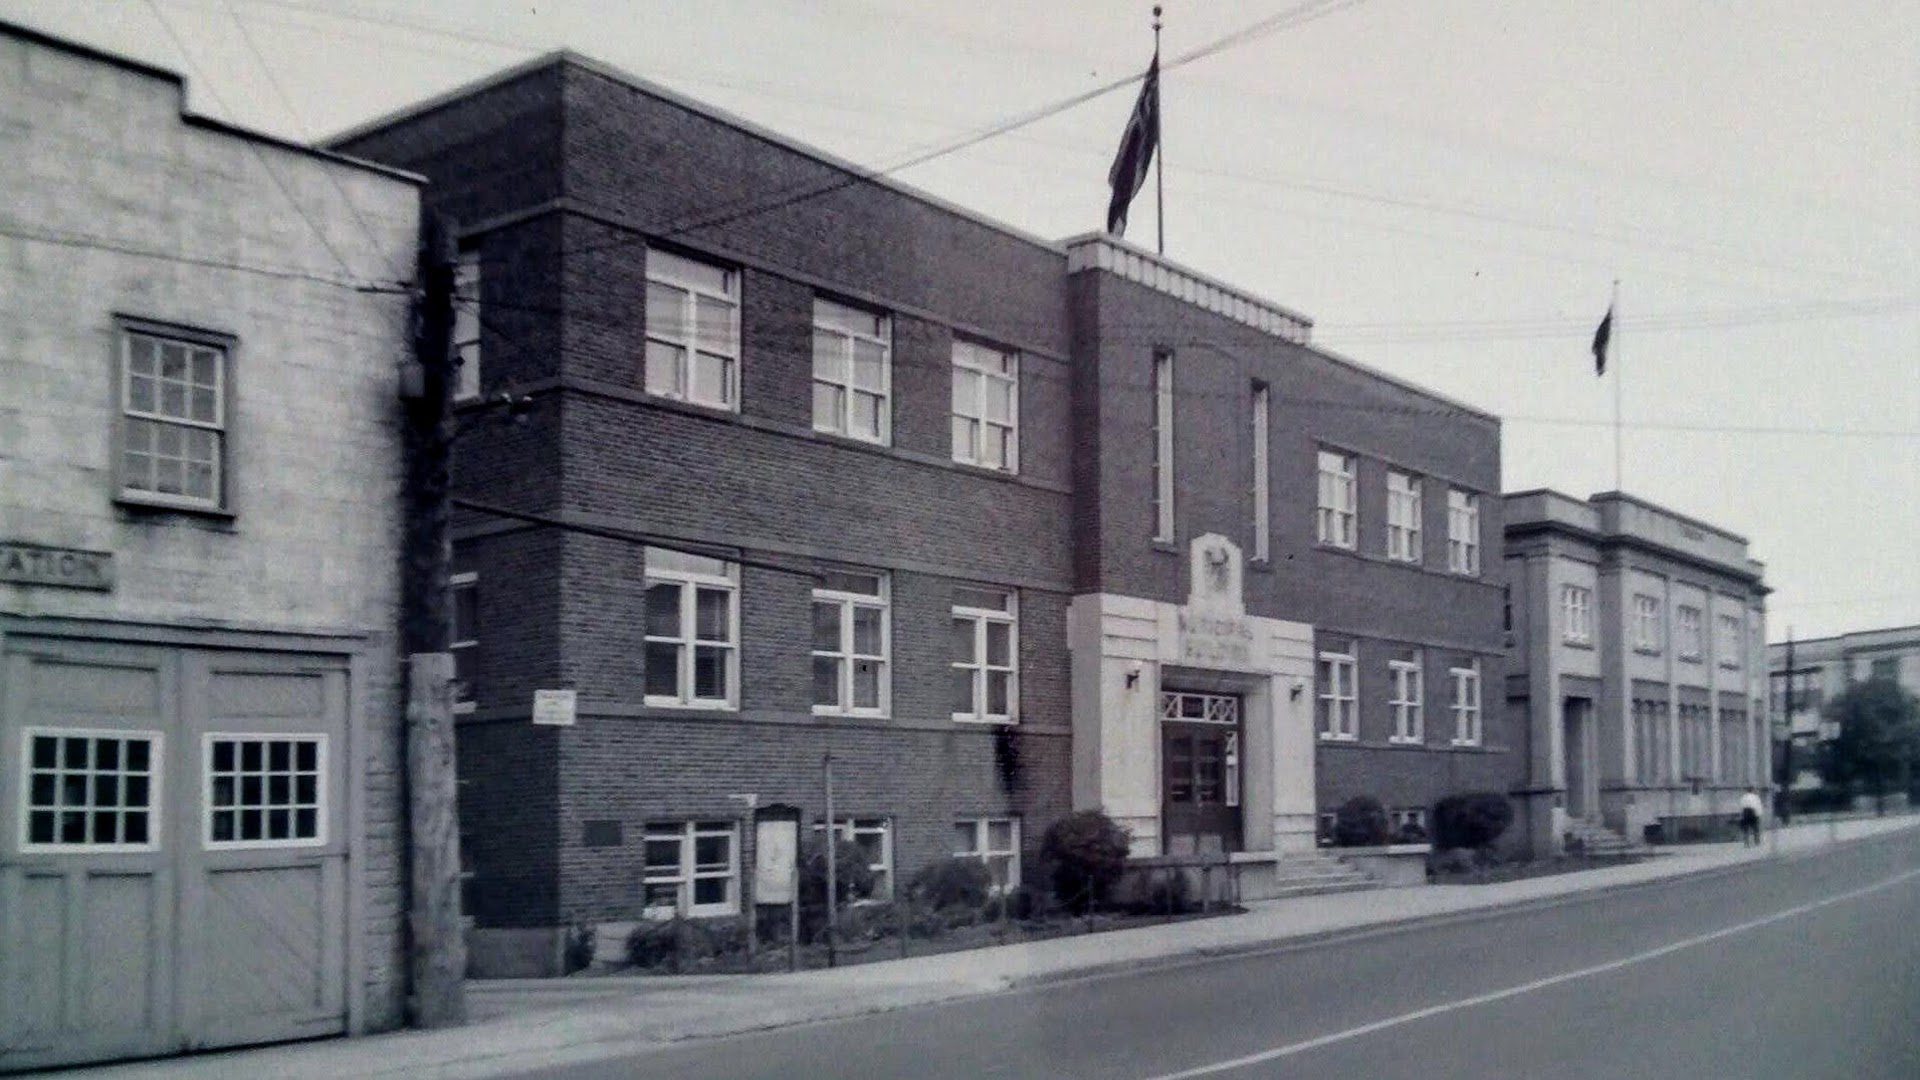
21, 731, 160, 851
205, 735, 326, 848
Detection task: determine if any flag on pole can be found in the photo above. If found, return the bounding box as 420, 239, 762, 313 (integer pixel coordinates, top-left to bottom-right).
1591, 304, 1613, 375
1106, 50, 1160, 238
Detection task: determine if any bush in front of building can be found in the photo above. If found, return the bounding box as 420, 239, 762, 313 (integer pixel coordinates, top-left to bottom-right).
1040, 809, 1132, 912
1431, 792, 1515, 851
624, 916, 751, 972
1332, 796, 1392, 847
799, 835, 878, 907
907, 856, 995, 911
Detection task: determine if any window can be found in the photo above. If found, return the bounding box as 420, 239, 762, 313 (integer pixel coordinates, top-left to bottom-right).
641, 821, 739, 918
1720, 614, 1744, 669
21, 730, 159, 851
118, 323, 227, 511
1721, 711, 1749, 784
952, 340, 1018, 471
1389, 807, 1428, 839
1632, 594, 1663, 653
1869, 657, 1898, 682
1449, 660, 1482, 746
450, 572, 478, 715
952, 587, 1017, 723
1389, 655, 1424, 744
1317, 811, 1338, 845
1251, 383, 1270, 561
1677, 704, 1711, 780
645, 249, 739, 409
644, 547, 739, 709
814, 818, 894, 899
1387, 471, 1422, 563
205, 735, 325, 847
1316, 450, 1356, 548
452, 248, 481, 402
813, 569, 889, 716
1152, 352, 1174, 540
1633, 700, 1668, 785
1562, 585, 1594, 645
954, 817, 1020, 893
1676, 605, 1704, 661
1446, 489, 1480, 575
813, 299, 890, 442
1317, 643, 1357, 740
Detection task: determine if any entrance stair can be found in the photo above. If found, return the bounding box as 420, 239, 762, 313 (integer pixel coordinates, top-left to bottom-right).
1266, 849, 1384, 899
1562, 816, 1645, 856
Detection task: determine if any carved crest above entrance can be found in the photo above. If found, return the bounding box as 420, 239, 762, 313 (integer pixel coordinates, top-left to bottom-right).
1187, 533, 1244, 616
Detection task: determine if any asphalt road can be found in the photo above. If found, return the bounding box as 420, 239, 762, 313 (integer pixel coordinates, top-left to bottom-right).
525, 831, 1920, 1080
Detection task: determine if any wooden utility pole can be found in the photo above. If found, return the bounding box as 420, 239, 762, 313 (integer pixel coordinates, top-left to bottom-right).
400, 210, 467, 1027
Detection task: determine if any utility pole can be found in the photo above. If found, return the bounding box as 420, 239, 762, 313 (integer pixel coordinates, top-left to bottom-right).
1780, 629, 1795, 829
400, 209, 467, 1027
823, 751, 838, 969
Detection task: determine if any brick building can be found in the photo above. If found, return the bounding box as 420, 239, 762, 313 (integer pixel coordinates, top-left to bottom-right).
0, 23, 420, 1069
334, 49, 1515, 973
1769, 623, 1920, 798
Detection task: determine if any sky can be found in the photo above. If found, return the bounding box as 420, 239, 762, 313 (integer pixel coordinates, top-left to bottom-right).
7, 0, 1916, 641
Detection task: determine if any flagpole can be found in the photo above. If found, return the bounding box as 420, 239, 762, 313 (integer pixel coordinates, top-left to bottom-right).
1153, 5, 1164, 256
1611, 278, 1622, 492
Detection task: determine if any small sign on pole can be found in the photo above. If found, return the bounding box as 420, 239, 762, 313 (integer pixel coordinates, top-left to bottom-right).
531, 689, 577, 726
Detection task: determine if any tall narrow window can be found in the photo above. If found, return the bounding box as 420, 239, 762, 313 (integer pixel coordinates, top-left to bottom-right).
1387, 471, 1422, 563
1447, 489, 1480, 574
452, 248, 482, 401
1317, 642, 1357, 740
952, 587, 1017, 724
1676, 605, 1704, 661
645, 249, 739, 409
1718, 613, 1743, 669
118, 321, 228, 511
1316, 450, 1356, 548
450, 572, 478, 715
812, 299, 890, 443
1449, 660, 1482, 746
1632, 594, 1663, 654
1153, 352, 1175, 541
951, 341, 1019, 471
813, 569, 890, 716
1251, 383, 1270, 561
643, 547, 739, 709
1562, 585, 1594, 645
1389, 653, 1424, 744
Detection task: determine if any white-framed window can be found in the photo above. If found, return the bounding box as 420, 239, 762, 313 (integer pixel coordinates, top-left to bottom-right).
118, 322, 228, 511
813, 568, 889, 716
1389, 807, 1428, 838
952, 587, 1017, 723
952, 340, 1018, 472
1718, 613, 1743, 669
1389, 655, 1424, 744
1446, 489, 1480, 575
1317, 644, 1357, 740
1152, 352, 1175, 541
1562, 585, 1594, 645
812, 298, 890, 443
204, 734, 326, 848
954, 817, 1020, 894
1387, 470, 1422, 563
641, 820, 739, 918
644, 547, 740, 709
1449, 660, 1482, 746
1676, 605, 1704, 661
814, 817, 894, 900
20, 728, 161, 852
1632, 594, 1663, 654
450, 571, 478, 715
645, 248, 739, 410
1251, 383, 1270, 561
1316, 450, 1356, 549
452, 248, 482, 402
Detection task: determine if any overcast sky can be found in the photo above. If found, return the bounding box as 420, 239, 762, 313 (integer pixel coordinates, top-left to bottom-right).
9, 0, 1916, 641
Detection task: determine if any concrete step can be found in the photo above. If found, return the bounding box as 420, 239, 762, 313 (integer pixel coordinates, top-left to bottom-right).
1265, 879, 1382, 900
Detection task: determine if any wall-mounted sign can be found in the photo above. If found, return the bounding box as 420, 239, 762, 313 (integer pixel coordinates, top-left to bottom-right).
1, 542, 113, 591
1178, 608, 1254, 668
531, 689, 577, 726
754, 818, 799, 905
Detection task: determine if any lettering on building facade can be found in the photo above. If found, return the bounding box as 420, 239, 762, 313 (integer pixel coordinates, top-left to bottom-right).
0, 542, 114, 590
1178, 609, 1255, 667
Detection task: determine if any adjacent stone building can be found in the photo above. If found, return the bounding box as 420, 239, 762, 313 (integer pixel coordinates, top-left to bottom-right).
1769, 624, 1920, 796
0, 21, 421, 1071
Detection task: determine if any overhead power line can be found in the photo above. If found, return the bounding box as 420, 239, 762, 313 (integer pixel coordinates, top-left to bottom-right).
0, 218, 398, 291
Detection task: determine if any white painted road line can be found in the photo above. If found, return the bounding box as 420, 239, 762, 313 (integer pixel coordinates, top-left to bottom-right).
1140, 866, 1920, 1080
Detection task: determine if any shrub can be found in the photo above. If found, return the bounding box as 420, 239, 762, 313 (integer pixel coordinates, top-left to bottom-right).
1041, 810, 1132, 912
1333, 796, 1391, 847
908, 856, 994, 911
1392, 821, 1430, 845
563, 922, 597, 974
1431, 792, 1514, 851
799, 835, 878, 908
1429, 847, 1478, 877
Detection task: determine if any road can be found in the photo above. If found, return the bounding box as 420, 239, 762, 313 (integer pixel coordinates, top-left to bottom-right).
525, 831, 1920, 1080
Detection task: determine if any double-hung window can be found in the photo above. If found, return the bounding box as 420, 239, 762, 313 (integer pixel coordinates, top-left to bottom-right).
954, 817, 1020, 893
952, 341, 1018, 471
643, 547, 739, 709
645, 249, 739, 409
1562, 585, 1594, 645
1676, 605, 1703, 661
452, 248, 482, 401
812, 299, 890, 442
813, 569, 889, 716
1316, 450, 1356, 549
118, 321, 228, 511
1389, 653, 1424, 744
1449, 660, 1482, 746
642, 821, 739, 918
1251, 383, 1270, 561
21, 729, 160, 851
450, 572, 478, 715
1447, 489, 1480, 574
1387, 471, 1422, 563
815, 817, 894, 899
1718, 613, 1743, 669
1632, 594, 1663, 654
952, 587, 1017, 723
1317, 643, 1357, 740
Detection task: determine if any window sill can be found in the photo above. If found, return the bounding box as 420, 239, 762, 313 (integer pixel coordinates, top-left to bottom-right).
1449, 739, 1483, 749
949, 455, 1020, 478
815, 426, 892, 450
645, 698, 737, 712
1151, 539, 1179, 554
952, 715, 1017, 726
1633, 647, 1663, 658
1562, 639, 1596, 650
115, 494, 235, 523
813, 708, 890, 721
1387, 736, 1425, 746
1317, 732, 1358, 742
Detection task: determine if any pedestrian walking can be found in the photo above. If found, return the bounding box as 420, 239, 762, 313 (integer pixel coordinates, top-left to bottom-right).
1739, 788, 1765, 846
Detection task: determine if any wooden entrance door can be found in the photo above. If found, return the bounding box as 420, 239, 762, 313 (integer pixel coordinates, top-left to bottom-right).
1160, 691, 1243, 855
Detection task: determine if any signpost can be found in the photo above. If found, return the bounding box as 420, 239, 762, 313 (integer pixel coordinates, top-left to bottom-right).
531, 689, 577, 727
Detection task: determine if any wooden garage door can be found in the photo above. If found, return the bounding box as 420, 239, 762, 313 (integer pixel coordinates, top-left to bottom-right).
0, 637, 350, 1071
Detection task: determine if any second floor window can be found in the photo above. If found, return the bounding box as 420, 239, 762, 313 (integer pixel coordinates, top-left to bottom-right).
1632, 594, 1663, 653
643, 547, 739, 709
1447, 489, 1480, 574
1676, 605, 1704, 660
1562, 585, 1594, 645
1251, 383, 1270, 561
1389, 655, 1424, 744
1719, 613, 1744, 669
452, 249, 482, 401
1316, 450, 1356, 549
1387, 471, 1422, 563
1450, 660, 1482, 746
952, 587, 1017, 723
813, 569, 889, 716
812, 299, 890, 443
645, 249, 739, 410
119, 322, 228, 512
952, 341, 1018, 472
450, 572, 478, 714
1317, 643, 1357, 740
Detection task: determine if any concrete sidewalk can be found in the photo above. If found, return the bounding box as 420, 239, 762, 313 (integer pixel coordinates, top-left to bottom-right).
61, 815, 1920, 1080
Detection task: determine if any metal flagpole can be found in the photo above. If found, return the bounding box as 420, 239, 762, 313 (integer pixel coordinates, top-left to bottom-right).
1611, 278, 1622, 491
1153, 5, 1164, 256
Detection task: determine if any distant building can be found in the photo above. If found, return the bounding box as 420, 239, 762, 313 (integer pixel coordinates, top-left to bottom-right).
1504, 491, 1770, 853
0, 22, 420, 1071
1769, 624, 1920, 790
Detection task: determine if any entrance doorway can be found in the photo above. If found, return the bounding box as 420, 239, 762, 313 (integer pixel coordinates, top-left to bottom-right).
1160, 691, 1242, 855
1563, 696, 1593, 820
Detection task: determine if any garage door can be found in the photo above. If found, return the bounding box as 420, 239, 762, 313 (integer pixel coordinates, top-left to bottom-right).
0, 636, 351, 1071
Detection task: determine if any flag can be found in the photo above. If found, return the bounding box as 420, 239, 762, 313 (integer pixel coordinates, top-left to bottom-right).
1591, 304, 1612, 375
1106, 50, 1160, 237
